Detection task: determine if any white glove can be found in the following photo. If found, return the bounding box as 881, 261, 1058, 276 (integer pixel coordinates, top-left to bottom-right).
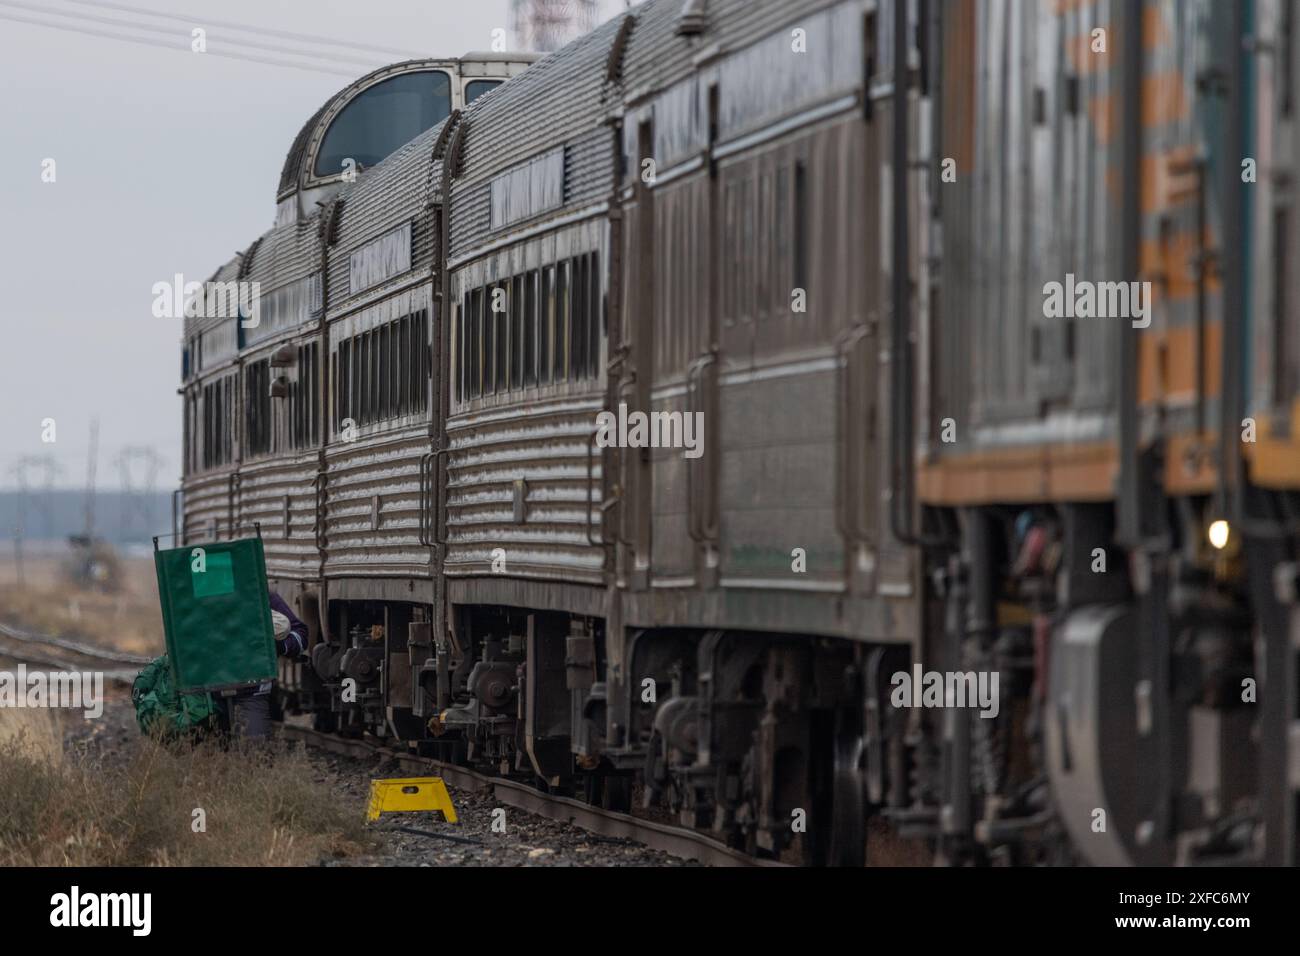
271, 610, 291, 639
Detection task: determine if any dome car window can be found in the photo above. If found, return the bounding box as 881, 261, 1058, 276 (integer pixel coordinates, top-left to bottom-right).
314, 71, 451, 178
465, 79, 502, 104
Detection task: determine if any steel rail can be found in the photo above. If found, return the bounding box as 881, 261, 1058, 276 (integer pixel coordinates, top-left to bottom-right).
280, 724, 784, 868
0, 621, 153, 665
0, 638, 140, 683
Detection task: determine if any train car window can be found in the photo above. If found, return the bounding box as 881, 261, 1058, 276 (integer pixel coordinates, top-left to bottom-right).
377, 325, 389, 420
415, 310, 428, 412
408, 314, 418, 414
465, 79, 502, 104
540, 266, 553, 385
408, 314, 418, 412
557, 261, 570, 381
338, 345, 348, 431
572, 260, 587, 387
226, 377, 234, 464
312, 343, 320, 442
207, 384, 215, 468
524, 270, 538, 386
351, 336, 361, 425
396, 318, 406, 416
353, 335, 363, 424
484, 285, 497, 395
457, 296, 467, 402
202, 385, 210, 468
389, 322, 400, 418
337, 340, 350, 432
289, 352, 300, 449
493, 283, 504, 392
415, 312, 425, 413
369, 329, 381, 422
579, 255, 591, 378
385, 323, 396, 416
511, 275, 524, 390
352, 334, 364, 424
392, 322, 403, 418
204, 385, 212, 468
314, 70, 451, 178
299, 346, 307, 446
470, 288, 483, 399
212, 383, 218, 466
362, 330, 373, 423
245, 359, 271, 458
298, 343, 317, 447
588, 252, 601, 378
362, 332, 371, 423
398, 317, 409, 415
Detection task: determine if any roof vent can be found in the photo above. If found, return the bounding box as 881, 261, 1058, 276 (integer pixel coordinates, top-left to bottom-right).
237, 237, 263, 280
606, 15, 635, 83
448, 121, 469, 179
675, 0, 708, 37
432, 110, 461, 161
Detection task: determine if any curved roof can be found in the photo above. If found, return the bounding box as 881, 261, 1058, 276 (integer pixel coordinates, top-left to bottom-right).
277, 59, 446, 200
276, 53, 539, 201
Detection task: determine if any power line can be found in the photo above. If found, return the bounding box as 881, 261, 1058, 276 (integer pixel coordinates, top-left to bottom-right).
0, 6, 363, 78
1, 0, 387, 69
59, 0, 427, 60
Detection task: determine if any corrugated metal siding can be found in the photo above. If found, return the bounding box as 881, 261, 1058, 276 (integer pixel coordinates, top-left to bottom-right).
618, 0, 844, 106
444, 399, 605, 584
323, 431, 431, 578
245, 218, 320, 293
447, 15, 624, 262
326, 123, 442, 312
236, 453, 321, 579
181, 469, 237, 544
937, 0, 1125, 442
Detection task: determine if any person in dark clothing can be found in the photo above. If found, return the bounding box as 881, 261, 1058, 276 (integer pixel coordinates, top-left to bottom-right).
227, 590, 309, 741
270, 591, 309, 658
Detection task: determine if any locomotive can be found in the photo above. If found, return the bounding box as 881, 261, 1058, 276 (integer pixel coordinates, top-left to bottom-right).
178, 0, 1300, 866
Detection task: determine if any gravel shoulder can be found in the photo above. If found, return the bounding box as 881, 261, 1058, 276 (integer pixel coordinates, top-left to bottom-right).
57, 694, 691, 868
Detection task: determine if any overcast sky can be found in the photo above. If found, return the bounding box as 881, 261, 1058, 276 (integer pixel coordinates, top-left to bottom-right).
0, 0, 627, 493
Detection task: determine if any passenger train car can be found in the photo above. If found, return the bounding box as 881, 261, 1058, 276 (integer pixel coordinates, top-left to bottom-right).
178, 0, 1300, 867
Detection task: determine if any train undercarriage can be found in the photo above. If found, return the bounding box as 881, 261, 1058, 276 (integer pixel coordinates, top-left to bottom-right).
273, 489, 1292, 867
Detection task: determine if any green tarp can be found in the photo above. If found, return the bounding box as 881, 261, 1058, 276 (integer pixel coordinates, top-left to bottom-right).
132, 655, 219, 737
154, 535, 277, 694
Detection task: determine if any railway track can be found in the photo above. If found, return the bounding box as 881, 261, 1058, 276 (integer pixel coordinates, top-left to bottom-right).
0, 619, 150, 683
0, 618, 774, 865
280, 723, 783, 868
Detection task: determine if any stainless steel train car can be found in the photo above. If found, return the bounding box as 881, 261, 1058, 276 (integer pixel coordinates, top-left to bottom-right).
177, 0, 1300, 867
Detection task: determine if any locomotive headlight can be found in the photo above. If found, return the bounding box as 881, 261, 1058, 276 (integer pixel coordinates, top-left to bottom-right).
1208, 519, 1231, 551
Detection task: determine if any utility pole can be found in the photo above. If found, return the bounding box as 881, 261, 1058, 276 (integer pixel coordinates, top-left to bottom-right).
84, 418, 99, 541
115, 445, 164, 538
9, 455, 61, 586
11, 523, 22, 587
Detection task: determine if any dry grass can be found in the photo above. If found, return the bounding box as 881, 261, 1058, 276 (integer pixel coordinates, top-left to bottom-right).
0, 553, 164, 657
0, 709, 375, 866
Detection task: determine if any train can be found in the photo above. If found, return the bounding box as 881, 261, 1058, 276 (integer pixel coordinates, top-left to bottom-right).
176, 0, 1300, 867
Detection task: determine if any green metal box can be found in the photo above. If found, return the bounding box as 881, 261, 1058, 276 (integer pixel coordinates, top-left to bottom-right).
153, 534, 277, 694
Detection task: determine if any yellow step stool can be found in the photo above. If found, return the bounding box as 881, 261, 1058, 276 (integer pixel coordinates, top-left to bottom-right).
366, 777, 458, 823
